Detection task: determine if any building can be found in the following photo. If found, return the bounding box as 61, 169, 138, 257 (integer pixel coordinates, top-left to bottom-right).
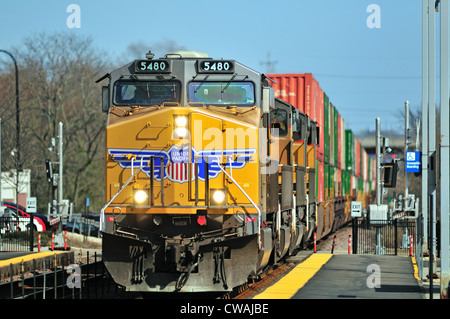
0, 169, 31, 207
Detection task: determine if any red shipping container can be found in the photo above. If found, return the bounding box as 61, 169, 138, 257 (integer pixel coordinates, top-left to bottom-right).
355, 139, 361, 178
338, 113, 342, 170
362, 149, 368, 181
316, 89, 325, 162
267, 73, 323, 122
267, 73, 325, 162
317, 161, 324, 202
336, 168, 342, 197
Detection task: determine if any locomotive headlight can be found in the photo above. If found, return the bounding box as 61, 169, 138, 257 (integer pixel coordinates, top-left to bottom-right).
134, 189, 148, 204
210, 188, 227, 206
175, 127, 188, 138
174, 115, 188, 139
175, 116, 187, 127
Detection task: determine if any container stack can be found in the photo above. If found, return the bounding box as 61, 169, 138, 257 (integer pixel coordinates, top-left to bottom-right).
267, 73, 375, 214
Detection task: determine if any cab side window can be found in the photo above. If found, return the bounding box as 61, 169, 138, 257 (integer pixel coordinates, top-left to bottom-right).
270, 109, 287, 137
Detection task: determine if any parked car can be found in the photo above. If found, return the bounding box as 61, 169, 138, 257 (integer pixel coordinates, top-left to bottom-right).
0, 207, 35, 234
2, 201, 52, 232
63, 220, 99, 237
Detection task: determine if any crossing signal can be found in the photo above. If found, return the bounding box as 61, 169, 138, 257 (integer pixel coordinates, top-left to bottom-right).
382, 161, 398, 188
45, 159, 53, 183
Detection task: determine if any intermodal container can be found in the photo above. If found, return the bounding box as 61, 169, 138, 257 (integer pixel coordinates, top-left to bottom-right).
267, 73, 324, 162
266, 73, 322, 122
337, 168, 342, 197
342, 170, 349, 197
328, 165, 335, 199
316, 160, 324, 202
338, 114, 345, 171
362, 149, 368, 182
370, 156, 376, 192
355, 139, 361, 178
323, 94, 330, 164
345, 129, 354, 174
329, 102, 335, 166
333, 106, 339, 168
316, 91, 324, 163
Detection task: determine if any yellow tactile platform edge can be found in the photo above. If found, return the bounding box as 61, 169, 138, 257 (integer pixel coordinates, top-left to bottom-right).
0, 251, 67, 268
253, 254, 333, 299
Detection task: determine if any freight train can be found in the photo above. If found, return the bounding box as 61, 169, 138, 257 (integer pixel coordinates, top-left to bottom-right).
98, 51, 375, 292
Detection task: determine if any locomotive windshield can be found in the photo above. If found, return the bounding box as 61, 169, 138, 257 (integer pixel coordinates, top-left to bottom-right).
113, 81, 181, 106
188, 82, 255, 106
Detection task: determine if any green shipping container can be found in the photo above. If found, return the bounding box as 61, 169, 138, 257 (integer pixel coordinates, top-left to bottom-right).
330, 166, 335, 199
342, 170, 350, 197
345, 129, 354, 173
334, 107, 339, 168
324, 94, 330, 164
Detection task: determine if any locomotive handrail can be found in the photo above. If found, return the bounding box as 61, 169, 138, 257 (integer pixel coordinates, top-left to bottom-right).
100, 168, 141, 232
217, 163, 262, 250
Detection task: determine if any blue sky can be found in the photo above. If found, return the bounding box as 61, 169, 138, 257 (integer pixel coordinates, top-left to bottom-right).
0, 1, 431, 135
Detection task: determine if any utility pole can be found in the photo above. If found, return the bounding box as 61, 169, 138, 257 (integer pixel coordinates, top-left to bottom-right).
439, 0, 449, 299
376, 117, 381, 206
260, 52, 277, 74
405, 101, 410, 199
428, 0, 437, 286
58, 121, 63, 214
54, 122, 64, 245
422, 0, 429, 273
0, 50, 20, 208
0, 118, 2, 204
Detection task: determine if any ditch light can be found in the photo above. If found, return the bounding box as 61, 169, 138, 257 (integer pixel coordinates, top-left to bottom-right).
210, 188, 227, 207
134, 189, 149, 204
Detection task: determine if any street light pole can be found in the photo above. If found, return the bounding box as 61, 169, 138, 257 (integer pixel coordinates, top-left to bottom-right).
439, 0, 450, 299
0, 50, 20, 207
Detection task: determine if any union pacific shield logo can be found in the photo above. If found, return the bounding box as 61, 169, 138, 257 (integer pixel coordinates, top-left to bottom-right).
108, 146, 256, 183
166, 146, 191, 183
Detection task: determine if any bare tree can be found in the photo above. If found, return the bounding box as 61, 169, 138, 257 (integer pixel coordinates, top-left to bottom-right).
0, 32, 111, 212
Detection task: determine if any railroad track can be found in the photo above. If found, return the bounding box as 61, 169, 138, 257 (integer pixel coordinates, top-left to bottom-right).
227, 224, 354, 299
228, 262, 295, 299
0, 224, 351, 299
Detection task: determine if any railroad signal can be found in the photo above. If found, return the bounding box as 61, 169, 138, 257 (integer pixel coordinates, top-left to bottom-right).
382, 161, 398, 188
45, 159, 53, 184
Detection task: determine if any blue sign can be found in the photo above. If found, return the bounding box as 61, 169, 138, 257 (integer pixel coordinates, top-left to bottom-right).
405, 151, 421, 173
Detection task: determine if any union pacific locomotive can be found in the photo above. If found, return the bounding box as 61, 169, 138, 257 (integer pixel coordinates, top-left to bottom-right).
98, 51, 375, 292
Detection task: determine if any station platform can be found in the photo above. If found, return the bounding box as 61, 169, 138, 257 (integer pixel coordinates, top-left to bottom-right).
0, 250, 74, 282
253, 252, 425, 299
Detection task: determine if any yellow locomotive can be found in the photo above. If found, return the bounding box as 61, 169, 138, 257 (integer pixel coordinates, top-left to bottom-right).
98, 51, 369, 292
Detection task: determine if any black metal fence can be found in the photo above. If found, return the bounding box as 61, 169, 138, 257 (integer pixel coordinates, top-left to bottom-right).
352, 219, 416, 256
0, 214, 34, 252
0, 251, 118, 299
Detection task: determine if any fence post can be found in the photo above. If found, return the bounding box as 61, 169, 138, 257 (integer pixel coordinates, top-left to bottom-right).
314, 232, 317, 253
352, 218, 357, 254
331, 235, 337, 254
29, 213, 34, 251
33, 259, 36, 299
394, 219, 398, 256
